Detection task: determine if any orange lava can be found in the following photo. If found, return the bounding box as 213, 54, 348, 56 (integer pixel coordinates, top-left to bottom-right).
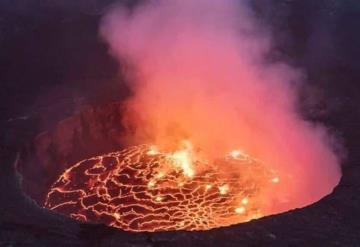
44, 144, 279, 232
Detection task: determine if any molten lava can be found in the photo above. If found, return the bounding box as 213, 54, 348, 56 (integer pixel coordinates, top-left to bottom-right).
44, 142, 280, 232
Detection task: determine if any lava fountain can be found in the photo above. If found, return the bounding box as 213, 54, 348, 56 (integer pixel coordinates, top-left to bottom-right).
45, 141, 280, 231
43, 0, 341, 233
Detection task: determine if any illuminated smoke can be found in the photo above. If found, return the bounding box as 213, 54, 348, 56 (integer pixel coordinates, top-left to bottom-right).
100, 0, 341, 214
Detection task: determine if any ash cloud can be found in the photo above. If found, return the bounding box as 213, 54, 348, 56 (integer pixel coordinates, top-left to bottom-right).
100, 0, 341, 213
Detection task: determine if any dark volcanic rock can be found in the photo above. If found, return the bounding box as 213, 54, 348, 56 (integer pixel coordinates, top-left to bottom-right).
1, 0, 360, 246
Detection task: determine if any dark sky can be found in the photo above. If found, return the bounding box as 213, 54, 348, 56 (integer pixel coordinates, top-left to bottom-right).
0, 0, 359, 143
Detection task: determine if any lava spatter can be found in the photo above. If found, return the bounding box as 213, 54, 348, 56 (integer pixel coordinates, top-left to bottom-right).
44, 144, 279, 232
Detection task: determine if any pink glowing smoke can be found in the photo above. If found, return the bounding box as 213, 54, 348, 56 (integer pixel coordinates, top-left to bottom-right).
100, 0, 341, 213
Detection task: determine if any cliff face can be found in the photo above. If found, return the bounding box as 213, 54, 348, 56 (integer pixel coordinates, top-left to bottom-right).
17, 103, 125, 203
1, 1, 360, 246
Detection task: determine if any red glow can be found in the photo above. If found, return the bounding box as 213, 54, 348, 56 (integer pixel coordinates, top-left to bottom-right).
45, 144, 280, 231
44, 0, 342, 232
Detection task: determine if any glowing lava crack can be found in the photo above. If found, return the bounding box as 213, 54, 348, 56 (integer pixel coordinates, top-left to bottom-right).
44, 144, 279, 232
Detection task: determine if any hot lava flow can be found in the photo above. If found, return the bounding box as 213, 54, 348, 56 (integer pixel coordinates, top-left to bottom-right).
44, 141, 280, 232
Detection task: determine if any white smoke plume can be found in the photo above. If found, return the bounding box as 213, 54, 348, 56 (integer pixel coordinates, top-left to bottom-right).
100, 0, 341, 213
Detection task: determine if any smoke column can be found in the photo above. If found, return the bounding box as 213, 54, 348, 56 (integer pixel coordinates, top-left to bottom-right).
100, 0, 341, 213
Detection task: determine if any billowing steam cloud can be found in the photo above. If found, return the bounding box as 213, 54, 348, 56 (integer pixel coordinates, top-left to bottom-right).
100, 0, 341, 213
